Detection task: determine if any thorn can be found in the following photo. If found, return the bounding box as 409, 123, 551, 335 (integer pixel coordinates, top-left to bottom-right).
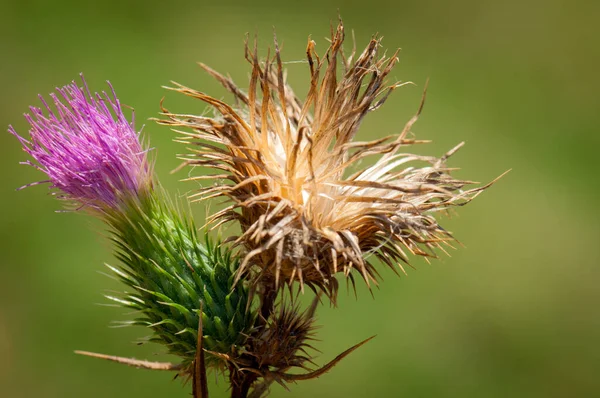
280, 335, 376, 381
74, 350, 182, 371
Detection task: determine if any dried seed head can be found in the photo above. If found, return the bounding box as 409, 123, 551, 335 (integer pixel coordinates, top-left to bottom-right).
159, 21, 499, 300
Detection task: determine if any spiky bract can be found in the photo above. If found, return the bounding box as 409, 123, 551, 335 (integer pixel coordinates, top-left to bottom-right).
105, 192, 254, 368
159, 22, 495, 301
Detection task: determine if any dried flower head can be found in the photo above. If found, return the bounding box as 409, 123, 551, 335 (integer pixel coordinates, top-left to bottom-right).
160, 21, 499, 300
10, 75, 152, 210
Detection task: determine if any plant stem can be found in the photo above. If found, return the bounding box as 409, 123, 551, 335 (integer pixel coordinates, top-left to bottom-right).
258, 279, 277, 326
230, 367, 257, 398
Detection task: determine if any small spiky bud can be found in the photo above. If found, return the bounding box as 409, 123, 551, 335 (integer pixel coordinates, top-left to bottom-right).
224, 296, 374, 395
246, 302, 317, 373
224, 299, 319, 394
159, 21, 500, 301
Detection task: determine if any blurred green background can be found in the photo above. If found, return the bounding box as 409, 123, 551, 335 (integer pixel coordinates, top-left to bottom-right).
1, 0, 599, 397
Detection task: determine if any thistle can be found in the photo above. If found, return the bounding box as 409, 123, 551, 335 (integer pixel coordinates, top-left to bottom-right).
10, 18, 502, 398
9, 76, 253, 371
159, 21, 501, 302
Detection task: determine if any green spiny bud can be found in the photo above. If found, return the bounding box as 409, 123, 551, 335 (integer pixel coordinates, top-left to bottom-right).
104, 192, 254, 368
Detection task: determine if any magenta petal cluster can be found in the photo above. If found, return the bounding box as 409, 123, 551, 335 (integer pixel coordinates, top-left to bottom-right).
9, 76, 151, 209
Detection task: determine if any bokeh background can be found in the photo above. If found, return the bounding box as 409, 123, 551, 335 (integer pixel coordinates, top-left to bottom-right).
1, 0, 599, 397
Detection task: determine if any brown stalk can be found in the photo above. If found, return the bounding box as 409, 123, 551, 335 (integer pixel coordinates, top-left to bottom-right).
230, 366, 258, 398
193, 304, 209, 398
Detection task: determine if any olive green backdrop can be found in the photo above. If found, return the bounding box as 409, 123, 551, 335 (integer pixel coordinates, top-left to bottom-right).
1, 1, 598, 397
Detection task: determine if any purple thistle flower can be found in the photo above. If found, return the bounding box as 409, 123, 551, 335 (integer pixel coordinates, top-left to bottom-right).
9, 76, 152, 210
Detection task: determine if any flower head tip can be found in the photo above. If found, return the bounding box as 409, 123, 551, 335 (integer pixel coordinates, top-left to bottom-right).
9, 75, 152, 210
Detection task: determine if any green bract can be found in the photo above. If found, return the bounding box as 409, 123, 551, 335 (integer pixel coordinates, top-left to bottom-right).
105, 192, 254, 367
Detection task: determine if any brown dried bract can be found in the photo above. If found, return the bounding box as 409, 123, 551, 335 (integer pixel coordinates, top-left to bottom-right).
158, 20, 500, 302
218, 295, 373, 395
